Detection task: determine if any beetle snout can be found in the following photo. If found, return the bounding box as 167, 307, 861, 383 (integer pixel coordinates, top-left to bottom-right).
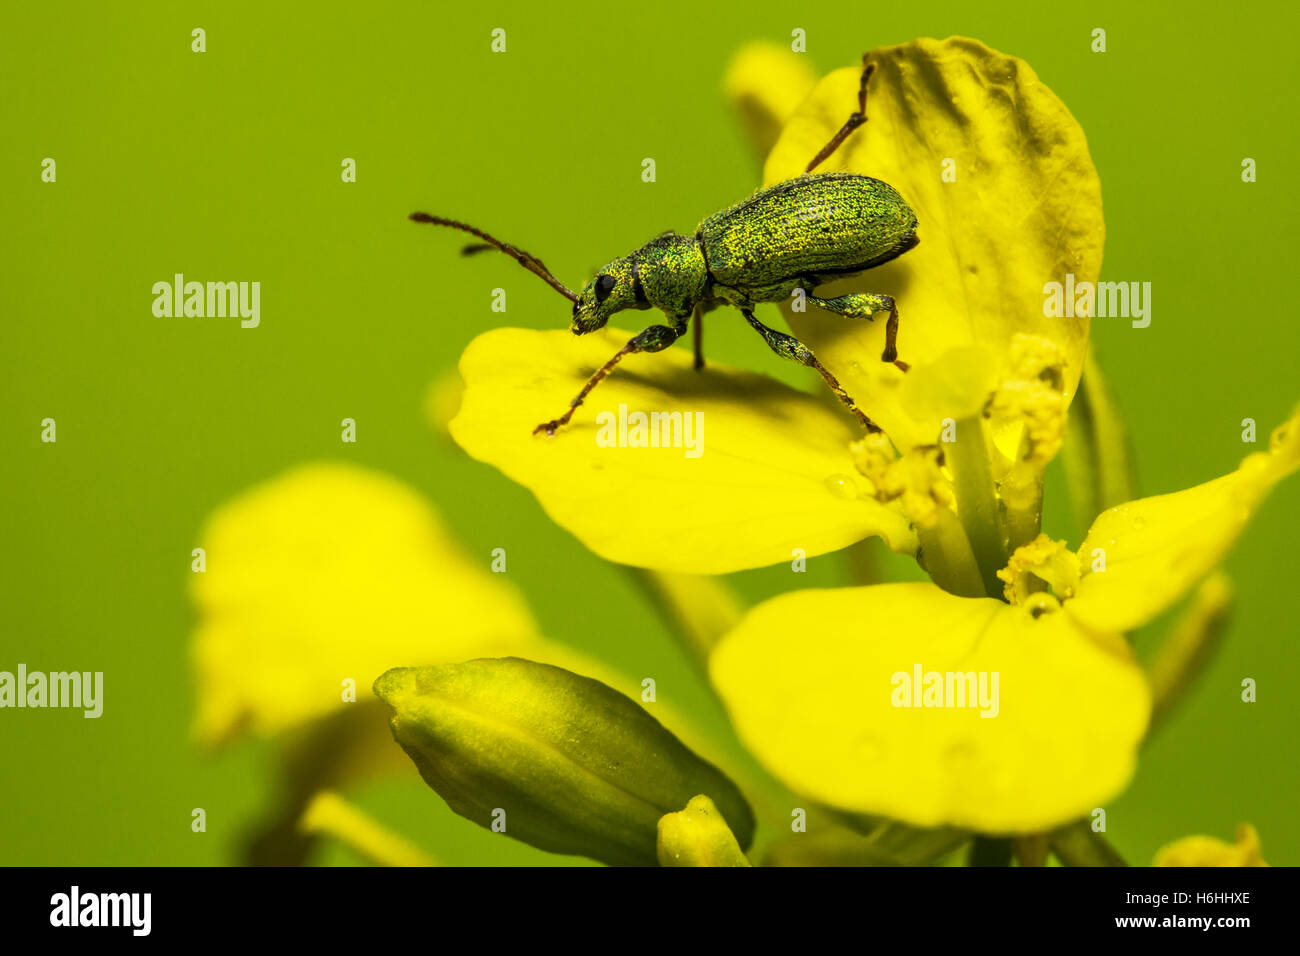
570, 303, 608, 335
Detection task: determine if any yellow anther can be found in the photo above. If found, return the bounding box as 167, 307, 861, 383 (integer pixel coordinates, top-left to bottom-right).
988, 336, 1068, 472
850, 437, 953, 529
1005, 333, 1067, 389
997, 533, 1081, 605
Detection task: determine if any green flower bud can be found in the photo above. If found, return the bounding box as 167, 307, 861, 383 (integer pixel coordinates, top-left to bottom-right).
657, 794, 752, 867
374, 658, 754, 866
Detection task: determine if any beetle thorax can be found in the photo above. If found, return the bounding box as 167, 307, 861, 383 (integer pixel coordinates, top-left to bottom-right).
633, 233, 709, 318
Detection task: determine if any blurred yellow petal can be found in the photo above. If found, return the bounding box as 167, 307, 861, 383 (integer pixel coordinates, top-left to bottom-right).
1155, 823, 1269, 867
724, 41, 818, 162
710, 583, 1149, 833
1068, 406, 1300, 634
764, 37, 1103, 449
424, 367, 465, 441
450, 327, 917, 573
190, 463, 542, 744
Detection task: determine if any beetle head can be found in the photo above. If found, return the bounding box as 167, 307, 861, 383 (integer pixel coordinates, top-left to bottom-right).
571, 258, 639, 334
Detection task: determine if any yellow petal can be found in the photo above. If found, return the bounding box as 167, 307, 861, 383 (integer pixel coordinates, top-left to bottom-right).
450, 327, 917, 573
1155, 823, 1269, 867
1068, 406, 1300, 634
190, 463, 541, 744
764, 37, 1103, 449
710, 583, 1149, 833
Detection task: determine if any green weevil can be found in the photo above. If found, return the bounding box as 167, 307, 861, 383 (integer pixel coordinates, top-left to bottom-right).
411, 56, 918, 436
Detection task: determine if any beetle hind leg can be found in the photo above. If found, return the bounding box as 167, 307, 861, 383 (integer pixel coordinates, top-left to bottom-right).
740, 308, 882, 433
805, 54, 875, 173
809, 292, 909, 371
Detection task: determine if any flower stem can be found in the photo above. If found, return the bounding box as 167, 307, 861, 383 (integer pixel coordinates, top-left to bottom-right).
949, 416, 1009, 598
299, 791, 436, 867
1049, 819, 1128, 867
917, 510, 986, 598
968, 836, 1013, 866
1003, 473, 1044, 555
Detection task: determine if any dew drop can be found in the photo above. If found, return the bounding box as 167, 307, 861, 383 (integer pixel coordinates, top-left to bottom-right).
823, 474, 860, 499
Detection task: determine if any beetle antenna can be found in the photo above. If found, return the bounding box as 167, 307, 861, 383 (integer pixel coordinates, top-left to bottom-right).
409, 212, 578, 303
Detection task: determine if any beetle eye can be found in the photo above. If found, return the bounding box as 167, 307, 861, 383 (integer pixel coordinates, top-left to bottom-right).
594, 274, 617, 303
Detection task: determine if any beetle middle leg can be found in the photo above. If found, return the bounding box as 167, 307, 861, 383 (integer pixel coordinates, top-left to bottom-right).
692, 302, 706, 371
808, 292, 910, 370
534, 323, 685, 436
805, 54, 875, 173
740, 308, 881, 433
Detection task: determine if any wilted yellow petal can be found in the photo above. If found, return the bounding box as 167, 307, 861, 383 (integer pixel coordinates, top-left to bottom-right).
1155, 823, 1269, 867
710, 583, 1149, 833
1068, 406, 1300, 634
764, 37, 1103, 449
190, 463, 542, 743
450, 327, 917, 573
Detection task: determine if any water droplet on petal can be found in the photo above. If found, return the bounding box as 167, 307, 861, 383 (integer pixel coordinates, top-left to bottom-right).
823, 474, 860, 499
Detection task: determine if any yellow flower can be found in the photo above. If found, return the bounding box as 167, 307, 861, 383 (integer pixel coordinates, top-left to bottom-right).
443, 36, 1300, 840
450, 37, 1103, 575
1155, 824, 1269, 867
190, 462, 543, 744
189, 462, 739, 863
710, 409, 1300, 833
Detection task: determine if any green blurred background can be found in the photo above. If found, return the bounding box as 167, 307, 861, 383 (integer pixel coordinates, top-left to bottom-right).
2, 1, 1297, 866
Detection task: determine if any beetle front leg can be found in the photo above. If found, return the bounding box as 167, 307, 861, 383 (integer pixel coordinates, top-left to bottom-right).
740, 308, 882, 433
808, 292, 909, 370
534, 323, 684, 436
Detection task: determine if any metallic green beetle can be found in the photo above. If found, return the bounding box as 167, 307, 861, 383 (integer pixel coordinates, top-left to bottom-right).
412, 57, 919, 435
